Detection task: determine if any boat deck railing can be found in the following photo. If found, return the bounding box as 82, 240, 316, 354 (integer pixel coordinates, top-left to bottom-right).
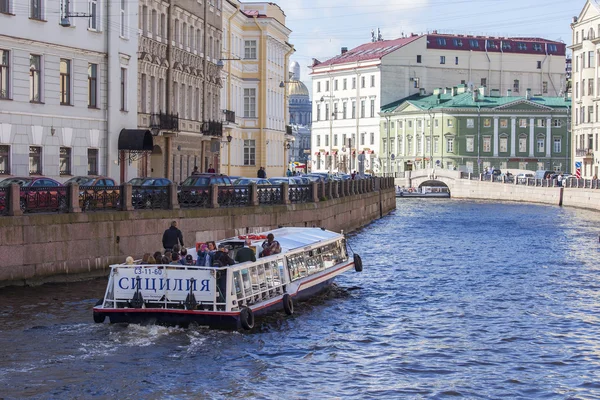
228, 257, 287, 309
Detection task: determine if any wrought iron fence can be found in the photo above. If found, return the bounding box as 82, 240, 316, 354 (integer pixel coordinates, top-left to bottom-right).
131, 186, 169, 210
289, 184, 312, 203
257, 185, 282, 205
0, 187, 8, 215
178, 187, 210, 208
20, 187, 68, 213
218, 185, 250, 207
80, 186, 121, 212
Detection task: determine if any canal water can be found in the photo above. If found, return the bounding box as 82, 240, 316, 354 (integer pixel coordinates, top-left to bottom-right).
2, 200, 600, 399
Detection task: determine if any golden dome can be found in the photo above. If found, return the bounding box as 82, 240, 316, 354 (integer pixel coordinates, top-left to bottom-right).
287, 79, 310, 97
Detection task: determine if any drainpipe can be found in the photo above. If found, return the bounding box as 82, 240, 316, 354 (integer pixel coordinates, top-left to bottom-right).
541, 43, 548, 95
484, 40, 491, 89
253, 16, 267, 171
105, 0, 111, 177
165, 0, 173, 177
477, 104, 481, 174
500, 40, 504, 94
355, 66, 361, 174
283, 45, 295, 175
226, 6, 240, 114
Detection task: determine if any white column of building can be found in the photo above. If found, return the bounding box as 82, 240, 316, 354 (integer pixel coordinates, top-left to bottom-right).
511, 118, 516, 157
413, 118, 418, 156
402, 121, 406, 157
546, 117, 552, 157
493, 117, 499, 157
529, 118, 535, 157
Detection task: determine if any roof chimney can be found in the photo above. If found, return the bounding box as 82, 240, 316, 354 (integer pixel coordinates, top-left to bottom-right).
506, 89, 512, 97
490, 88, 500, 97
479, 87, 485, 97
526, 88, 532, 100
473, 90, 479, 102
341, 47, 348, 55
419, 88, 426, 96
452, 86, 458, 97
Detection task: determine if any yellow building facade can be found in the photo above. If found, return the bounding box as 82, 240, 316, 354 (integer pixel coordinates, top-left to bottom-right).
220, 0, 294, 178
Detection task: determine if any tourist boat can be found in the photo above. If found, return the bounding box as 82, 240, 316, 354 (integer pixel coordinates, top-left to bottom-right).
92, 227, 362, 330
395, 186, 450, 198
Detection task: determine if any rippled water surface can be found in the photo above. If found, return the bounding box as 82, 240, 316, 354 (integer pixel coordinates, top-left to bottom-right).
2, 200, 600, 399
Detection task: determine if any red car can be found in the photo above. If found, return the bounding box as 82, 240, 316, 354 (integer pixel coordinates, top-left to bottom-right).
0, 177, 66, 213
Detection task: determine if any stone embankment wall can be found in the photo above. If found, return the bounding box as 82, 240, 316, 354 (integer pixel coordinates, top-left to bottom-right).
0, 185, 395, 287
450, 180, 563, 206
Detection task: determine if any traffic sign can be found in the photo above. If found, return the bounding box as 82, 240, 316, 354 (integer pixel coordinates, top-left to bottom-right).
575, 161, 582, 169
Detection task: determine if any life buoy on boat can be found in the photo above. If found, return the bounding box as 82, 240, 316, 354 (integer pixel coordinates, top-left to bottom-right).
240, 307, 255, 330
353, 254, 363, 272
93, 298, 105, 323
282, 293, 294, 315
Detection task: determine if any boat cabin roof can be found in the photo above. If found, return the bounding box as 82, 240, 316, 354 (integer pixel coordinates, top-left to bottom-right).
218, 227, 341, 253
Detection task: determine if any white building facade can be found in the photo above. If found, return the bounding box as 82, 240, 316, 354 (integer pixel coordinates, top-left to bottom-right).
570, 0, 600, 179
0, 0, 139, 182
311, 33, 567, 174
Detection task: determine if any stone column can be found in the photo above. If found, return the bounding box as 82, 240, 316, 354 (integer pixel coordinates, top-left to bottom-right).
546, 118, 552, 158
210, 184, 220, 208
510, 117, 516, 157
311, 182, 319, 202
68, 183, 82, 213
168, 182, 180, 210
250, 182, 259, 206
7, 183, 23, 217
529, 118, 535, 157
121, 184, 134, 211
493, 117, 499, 157
327, 182, 332, 199
282, 183, 290, 204
333, 181, 339, 198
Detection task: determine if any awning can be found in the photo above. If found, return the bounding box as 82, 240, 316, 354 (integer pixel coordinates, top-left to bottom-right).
118, 129, 153, 151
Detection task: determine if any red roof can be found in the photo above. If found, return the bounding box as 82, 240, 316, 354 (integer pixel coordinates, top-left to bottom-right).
314, 35, 423, 68
426, 34, 566, 56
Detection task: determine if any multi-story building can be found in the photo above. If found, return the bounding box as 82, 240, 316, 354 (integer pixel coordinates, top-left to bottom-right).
570, 0, 600, 178
220, 0, 293, 178
380, 87, 571, 174
0, 0, 139, 182
311, 33, 567, 174
137, 0, 223, 183
287, 61, 311, 170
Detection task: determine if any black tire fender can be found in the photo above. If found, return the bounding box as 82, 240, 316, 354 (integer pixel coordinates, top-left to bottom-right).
282, 293, 294, 316
240, 307, 254, 330
354, 254, 363, 272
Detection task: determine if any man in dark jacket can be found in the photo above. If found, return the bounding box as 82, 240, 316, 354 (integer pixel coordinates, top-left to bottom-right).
235, 239, 256, 263
213, 244, 236, 267
257, 166, 266, 178
162, 221, 184, 252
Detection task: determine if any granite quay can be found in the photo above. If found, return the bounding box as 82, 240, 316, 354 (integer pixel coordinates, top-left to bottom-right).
0, 178, 395, 287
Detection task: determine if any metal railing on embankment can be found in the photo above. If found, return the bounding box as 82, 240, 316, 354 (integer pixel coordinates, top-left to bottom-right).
458, 173, 600, 189
0, 177, 395, 216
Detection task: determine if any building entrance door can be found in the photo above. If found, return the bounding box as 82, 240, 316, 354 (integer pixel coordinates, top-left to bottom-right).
150, 145, 163, 177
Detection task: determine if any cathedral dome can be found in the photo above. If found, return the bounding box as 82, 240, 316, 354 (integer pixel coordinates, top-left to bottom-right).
287, 79, 310, 97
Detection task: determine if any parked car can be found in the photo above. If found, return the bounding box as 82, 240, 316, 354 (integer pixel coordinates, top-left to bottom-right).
233, 178, 270, 186
181, 174, 233, 187
128, 177, 172, 209
516, 173, 534, 184
180, 174, 234, 207
269, 177, 302, 185
0, 176, 65, 212
301, 174, 325, 183
534, 170, 554, 180
65, 176, 119, 210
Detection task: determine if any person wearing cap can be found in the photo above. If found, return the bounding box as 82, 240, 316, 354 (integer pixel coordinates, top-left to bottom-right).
213, 244, 235, 267
184, 254, 194, 265
235, 239, 256, 263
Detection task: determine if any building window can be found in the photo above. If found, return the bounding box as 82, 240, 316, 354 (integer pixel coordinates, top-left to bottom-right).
361, 76, 365, 88
455, 57, 459, 65
59, 147, 71, 176
553, 137, 561, 153
466, 118, 474, 128
0, 50, 9, 99
0, 145, 9, 174
317, 82, 321, 93
88, 149, 98, 175
360, 132, 365, 145
446, 138, 454, 152
543, 81, 548, 94
325, 104, 329, 120
334, 79, 338, 91
325, 80, 329, 92
370, 99, 375, 117
499, 119, 507, 128
483, 118, 491, 128
343, 102, 347, 119
370, 132, 374, 145
537, 136, 545, 153
537, 119, 546, 128
417, 120, 422, 129
333, 134, 338, 147
483, 136, 491, 152
333, 103, 338, 120
433, 137, 439, 153
59, 59, 71, 105
440, 56, 446, 64
590, 51, 595, 69
447, 119, 453, 127
244, 139, 256, 166
518, 135, 527, 153
552, 119, 561, 128
140, 74, 147, 113
244, 40, 257, 59
466, 137, 474, 152
316, 135, 321, 147
31, 0, 42, 19
88, 63, 97, 108
1, 0, 11, 13
244, 88, 256, 117
537, 61, 542, 69
370, 75, 375, 87
500, 136, 508, 153
120, 0, 127, 37
89, 0, 98, 30
417, 55, 422, 63
360, 100, 365, 118
513, 79, 520, 93
590, 79, 595, 97
352, 77, 356, 89
519, 118, 527, 128
351, 101, 356, 119
29, 146, 42, 175
120, 67, 127, 111
30, 54, 41, 102
343, 79, 347, 90
316, 105, 320, 121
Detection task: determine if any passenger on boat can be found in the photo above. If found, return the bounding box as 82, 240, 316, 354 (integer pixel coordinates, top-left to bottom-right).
196, 244, 213, 266
161, 255, 170, 265
261, 233, 281, 256
213, 244, 236, 267
170, 253, 181, 265
147, 256, 156, 264
140, 253, 151, 264
162, 221, 184, 252
125, 256, 135, 265
153, 251, 163, 262
172, 244, 181, 255
235, 239, 256, 263
184, 254, 194, 266
179, 248, 188, 265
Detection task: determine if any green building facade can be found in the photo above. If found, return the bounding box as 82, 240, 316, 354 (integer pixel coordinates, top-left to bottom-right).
379, 86, 571, 174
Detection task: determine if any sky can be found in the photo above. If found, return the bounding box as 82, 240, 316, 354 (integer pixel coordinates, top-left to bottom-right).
276, 0, 585, 91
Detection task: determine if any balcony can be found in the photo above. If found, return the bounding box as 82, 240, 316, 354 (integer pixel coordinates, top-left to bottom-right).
202, 121, 223, 137
150, 112, 179, 133
223, 110, 236, 124
576, 148, 594, 158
